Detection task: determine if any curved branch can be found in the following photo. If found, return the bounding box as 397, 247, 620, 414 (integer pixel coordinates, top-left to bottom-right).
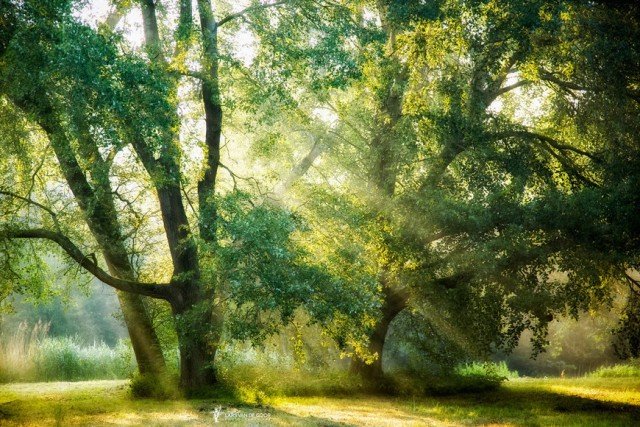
540, 70, 640, 106
217, 0, 291, 27
491, 129, 601, 187
492, 130, 602, 163
0, 228, 172, 300
0, 190, 60, 229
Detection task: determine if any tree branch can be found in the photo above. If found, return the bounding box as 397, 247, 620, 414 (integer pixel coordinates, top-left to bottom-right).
491, 79, 531, 100
217, 0, 291, 27
0, 190, 60, 229
0, 228, 172, 299
103, 9, 124, 31
492, 129, 600, 187
493, 130, 602, 163
539, 71, 590, 92
273, 138, 327, 195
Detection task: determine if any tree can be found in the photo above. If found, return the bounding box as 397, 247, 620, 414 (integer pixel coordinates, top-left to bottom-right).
302, 0, 640, 381
2, 0, 638, 393
0, 0, 373, 391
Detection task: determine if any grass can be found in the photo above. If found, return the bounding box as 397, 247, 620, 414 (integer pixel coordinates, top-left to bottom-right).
0, 376, 639, 426
0, 322, 136, 382
588, 361, 640, 378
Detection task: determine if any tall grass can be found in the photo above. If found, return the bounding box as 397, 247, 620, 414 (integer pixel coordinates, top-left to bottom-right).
587, 360, 640, 378
0, 321, 135, 382
0, 320, 49, 382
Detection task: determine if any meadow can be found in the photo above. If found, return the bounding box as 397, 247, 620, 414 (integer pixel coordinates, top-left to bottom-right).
2, 322, 639, 425
0, 376, 639, 426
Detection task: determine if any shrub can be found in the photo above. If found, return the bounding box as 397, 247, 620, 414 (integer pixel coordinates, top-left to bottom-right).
130, 373, 179, 399
391, 361, 519, 395
455, 361, 519, 380
588, 360, 640, 378
216, 344, 363, 401
0, 321, 136, 382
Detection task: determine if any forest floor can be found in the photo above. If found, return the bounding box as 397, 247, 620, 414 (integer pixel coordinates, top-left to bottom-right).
0, 377, 639, 426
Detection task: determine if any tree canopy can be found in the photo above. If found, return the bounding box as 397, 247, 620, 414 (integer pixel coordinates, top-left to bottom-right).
1, 0, 639, 391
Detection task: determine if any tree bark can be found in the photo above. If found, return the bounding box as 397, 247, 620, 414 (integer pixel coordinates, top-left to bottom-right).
115, 291, 166, 375
36, 110, 168, 378
136, 0, 220, 390
349, 284, 407, 381
350, 3, 408, 383
168, 286, 220, 391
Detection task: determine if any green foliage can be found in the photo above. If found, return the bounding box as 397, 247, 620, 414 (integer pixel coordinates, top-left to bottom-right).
588, 360, 640, 378
614, 292, 640, 360
129, 373, 179, 399
455, 361, 518, 380
2, 286, 128, 347
211, 191, 378, 349
0, 321, 135, 382
500, 305, 623, 377
216, 340, 364, 400
2, 0, 640, 393
34, 337, 135, 382
389, 361, 517, 396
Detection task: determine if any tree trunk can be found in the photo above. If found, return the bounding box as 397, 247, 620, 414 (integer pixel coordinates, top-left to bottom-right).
175, 324, 218, 391
352, 3, 408, 384
42, 115, 168, 379
350, 285, 407, 381
115, 291, 166, 375
169, 287, 221, 391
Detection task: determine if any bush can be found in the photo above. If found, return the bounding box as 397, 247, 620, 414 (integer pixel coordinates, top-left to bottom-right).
130, 373, 179, 399
34, 337, 136, 381
391, 361, 518, 395
0, 322, 136, 382
216, 344, 363, 401
455, 361, 519, 380
588, 360, 640, 378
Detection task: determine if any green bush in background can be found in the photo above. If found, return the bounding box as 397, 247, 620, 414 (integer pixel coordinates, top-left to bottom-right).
588, 360, 640, 378
0, 321, 136, 382
34, 337, 136, 381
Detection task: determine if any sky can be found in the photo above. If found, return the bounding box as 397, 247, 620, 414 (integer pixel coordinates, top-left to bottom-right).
77, 0, 258, 65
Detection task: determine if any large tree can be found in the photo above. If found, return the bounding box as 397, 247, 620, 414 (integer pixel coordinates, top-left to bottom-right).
0, 0, 372, 391
293, 0, 640, 381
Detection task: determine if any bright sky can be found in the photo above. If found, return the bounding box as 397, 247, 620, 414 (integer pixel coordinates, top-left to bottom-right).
76, 0, 258, 64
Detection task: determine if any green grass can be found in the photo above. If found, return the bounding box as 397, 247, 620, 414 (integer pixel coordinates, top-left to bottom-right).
588, 361, 640, 378
0, 376, 639, 426
0, 322, 136, 383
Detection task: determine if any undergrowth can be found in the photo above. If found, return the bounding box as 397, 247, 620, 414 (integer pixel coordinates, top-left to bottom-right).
0, 321, 135, 382
588, 360, 640, 378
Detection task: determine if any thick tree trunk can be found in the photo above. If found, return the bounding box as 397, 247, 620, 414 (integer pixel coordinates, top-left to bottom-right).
42, 116, 168, 379
169, 287, 221, 391
115, 291, 166, 375
352, 3, 408, 384
175, 323, 218, 390
350, 285, 407, 381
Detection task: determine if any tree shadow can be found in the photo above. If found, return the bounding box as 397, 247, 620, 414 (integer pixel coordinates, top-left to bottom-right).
191, 401, 356, 426
433, 384, 640, 425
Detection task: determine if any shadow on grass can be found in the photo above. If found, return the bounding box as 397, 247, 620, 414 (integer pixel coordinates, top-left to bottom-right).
427, 385, 640, 426
452, 387, 640, 412
2, 379, 639, 426
191, 402, 355, 426
0, 389, 356, 426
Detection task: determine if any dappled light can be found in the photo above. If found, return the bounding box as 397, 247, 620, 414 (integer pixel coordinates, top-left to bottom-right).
1, 0, 640, 425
